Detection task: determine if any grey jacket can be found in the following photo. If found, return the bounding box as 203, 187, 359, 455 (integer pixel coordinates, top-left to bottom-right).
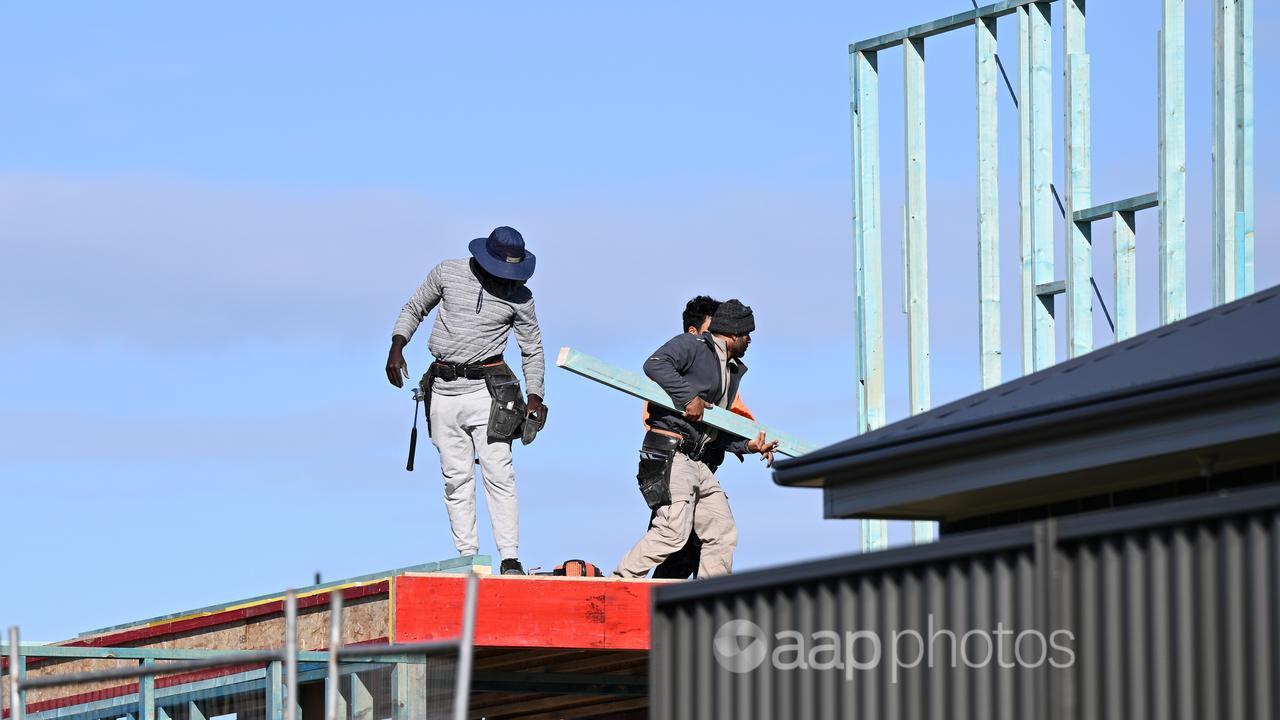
643, 332, 750, 464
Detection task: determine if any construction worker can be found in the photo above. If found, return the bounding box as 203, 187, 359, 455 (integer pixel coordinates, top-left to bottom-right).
613, 299, 778, 579
385, 226, 545, 576
649, 296, 754, 579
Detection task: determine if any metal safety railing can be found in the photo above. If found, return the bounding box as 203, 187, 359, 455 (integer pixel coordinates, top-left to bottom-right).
3, 575, 478, 720
848, 0, 1255, 553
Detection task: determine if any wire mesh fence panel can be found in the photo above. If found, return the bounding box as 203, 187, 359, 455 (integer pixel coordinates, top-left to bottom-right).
6, 658, 274, 720
323, 655, 458, 720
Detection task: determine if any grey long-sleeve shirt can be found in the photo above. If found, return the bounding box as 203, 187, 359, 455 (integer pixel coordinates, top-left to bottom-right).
392, 258, 545, 398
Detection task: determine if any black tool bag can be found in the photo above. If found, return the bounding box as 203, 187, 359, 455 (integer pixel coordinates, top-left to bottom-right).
637, 430, 681, 510
483, 362, 527, 441
553, 559, 604, 577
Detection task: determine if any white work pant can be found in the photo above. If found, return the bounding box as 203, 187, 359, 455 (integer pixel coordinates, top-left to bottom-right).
429, 388, 519, 559
613, 453, 738, 578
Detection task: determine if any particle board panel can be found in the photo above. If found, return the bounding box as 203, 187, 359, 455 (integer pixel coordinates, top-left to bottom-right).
394, 575, 652, 650
58, 582, 389, 651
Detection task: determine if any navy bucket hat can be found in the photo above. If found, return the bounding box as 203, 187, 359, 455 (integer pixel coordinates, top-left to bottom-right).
469, 226, 536, 281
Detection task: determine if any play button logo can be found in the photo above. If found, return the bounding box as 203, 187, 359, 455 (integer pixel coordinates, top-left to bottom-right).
713, 619, 768, 673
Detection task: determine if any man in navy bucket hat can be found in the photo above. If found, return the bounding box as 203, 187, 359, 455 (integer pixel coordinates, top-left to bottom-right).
468, 226, 537, 281
386, 226, 545, 575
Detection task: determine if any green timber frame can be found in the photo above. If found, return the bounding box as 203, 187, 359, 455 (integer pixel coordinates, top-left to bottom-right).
849, 0, 1255, 552
555, 347, 819, 458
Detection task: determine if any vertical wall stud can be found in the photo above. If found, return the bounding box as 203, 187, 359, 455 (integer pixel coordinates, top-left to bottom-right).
903, 36, 930, 415
351, 674, 374, 720
1029, 2, 1055, 370
1158, 0, 1187, 323
855, 48, 889, 553
855, 50, 885, 434
1114, 211, 1138, 340
850, 52, 867, 433
976, 16, 1001, 390
1018, 7, 1034, 375
1213, 0, 1239, 303
1064, 1, 1092, 358
139, 659, 155, 720
904, 35, 936, 545
1236, 0, 1254, 295
267, 661, 284, 720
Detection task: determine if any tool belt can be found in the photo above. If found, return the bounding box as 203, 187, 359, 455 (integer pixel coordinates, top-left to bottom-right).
418, 354, 505, 438
432, 354, 505, 381
637, 429, 681, 509
417, 355, 546, 446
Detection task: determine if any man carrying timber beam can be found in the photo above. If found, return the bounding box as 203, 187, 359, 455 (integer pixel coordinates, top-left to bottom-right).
648, 296, 755, 579
613, 299, 778, 579
385, 226, 546, 576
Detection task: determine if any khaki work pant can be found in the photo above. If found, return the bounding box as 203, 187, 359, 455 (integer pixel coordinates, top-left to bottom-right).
430, 388, 519, 559
613, 453, 738, 578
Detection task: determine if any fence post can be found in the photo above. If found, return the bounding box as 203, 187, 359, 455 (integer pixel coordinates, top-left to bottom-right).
326, 592, 343, 720
7, 628, 24, 720
284, 590, 298, 720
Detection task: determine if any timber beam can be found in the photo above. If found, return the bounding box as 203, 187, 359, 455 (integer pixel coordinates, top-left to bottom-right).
555, 347, 818, 458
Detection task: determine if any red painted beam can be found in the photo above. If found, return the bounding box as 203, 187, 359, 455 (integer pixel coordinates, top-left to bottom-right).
394, 576, 652, 651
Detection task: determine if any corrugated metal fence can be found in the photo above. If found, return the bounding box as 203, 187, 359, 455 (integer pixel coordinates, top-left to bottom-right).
651, 483, 1280, 719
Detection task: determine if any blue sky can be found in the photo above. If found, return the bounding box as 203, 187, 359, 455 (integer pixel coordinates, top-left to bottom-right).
2, 1, 1276, 640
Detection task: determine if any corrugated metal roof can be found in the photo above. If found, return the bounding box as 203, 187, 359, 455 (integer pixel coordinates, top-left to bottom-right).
774, 286, 1280, 490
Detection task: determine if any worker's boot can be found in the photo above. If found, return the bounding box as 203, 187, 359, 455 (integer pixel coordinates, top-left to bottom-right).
500, 558, 525, 575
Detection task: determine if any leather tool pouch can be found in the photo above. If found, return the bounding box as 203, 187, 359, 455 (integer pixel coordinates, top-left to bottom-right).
417, 365, 437, 436
484, 363, 526, 441
520, 408, 546, 445
637, 430, 680, 510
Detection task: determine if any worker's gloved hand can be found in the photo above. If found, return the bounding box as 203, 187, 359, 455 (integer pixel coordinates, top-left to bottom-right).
684, 396, 708, 422
526, 394, 546, 421
386, 337, 409, 388
747, 431, 779, 467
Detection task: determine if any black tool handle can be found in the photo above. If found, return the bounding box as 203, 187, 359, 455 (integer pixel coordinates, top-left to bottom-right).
406, 426, 418, 471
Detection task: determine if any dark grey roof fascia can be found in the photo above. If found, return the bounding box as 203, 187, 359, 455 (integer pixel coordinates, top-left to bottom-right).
774, 288, 1280, 488
822, 388, 1280, 520
654, 482, 1280, 606
780, 358, 1280, 490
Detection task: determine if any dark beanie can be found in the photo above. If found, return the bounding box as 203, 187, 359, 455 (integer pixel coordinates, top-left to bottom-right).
708, 299, 755, 335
